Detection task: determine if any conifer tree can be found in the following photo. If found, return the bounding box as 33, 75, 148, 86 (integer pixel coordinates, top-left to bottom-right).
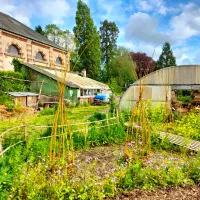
99, 20, 119, 65
156, 42, 176, 70
73, 0, 101, 79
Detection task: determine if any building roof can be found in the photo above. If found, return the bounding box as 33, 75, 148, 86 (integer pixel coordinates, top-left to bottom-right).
8, 92, 39, 97
132, 65, 200, 86
24, 63, 110, 90
0, 12, 63, 50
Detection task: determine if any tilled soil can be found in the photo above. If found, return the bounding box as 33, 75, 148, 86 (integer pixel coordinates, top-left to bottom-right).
108, 186, 200, 200
74, 145, 199, 200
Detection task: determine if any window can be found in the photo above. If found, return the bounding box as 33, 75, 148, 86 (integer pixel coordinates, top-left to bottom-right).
35, 52, 44, 61
55, 57, 62, 65
8, 45, 19, 55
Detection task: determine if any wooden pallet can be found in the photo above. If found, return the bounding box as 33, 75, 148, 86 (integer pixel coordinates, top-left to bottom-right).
159, 132, 200, 152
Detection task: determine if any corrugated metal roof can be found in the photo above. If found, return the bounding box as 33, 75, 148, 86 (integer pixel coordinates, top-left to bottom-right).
23, 63, 109, 90
0, 12, 63, 50
8, 92, 39, 97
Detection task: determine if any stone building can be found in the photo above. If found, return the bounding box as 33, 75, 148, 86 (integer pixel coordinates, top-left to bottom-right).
0, 12, 110, 104
0, 12, 68, 71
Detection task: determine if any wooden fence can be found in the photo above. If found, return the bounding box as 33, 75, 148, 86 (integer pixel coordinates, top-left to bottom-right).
0, 114, 120, 157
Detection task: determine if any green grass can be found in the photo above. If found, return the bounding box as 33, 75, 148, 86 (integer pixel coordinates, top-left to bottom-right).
0, 105, 108, 133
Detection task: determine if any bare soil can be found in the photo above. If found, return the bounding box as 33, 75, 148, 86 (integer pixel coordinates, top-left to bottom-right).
108, 186, 200, 200
75, 145, 199, 200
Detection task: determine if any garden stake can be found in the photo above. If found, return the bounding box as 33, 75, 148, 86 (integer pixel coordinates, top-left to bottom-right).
0, 137, 2, 157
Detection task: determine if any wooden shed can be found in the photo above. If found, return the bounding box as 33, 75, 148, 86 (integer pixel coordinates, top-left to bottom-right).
8, 92, 39, 108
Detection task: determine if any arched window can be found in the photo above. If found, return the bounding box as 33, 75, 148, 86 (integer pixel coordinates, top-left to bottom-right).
35, 52, 44, 61
8, 44, 19, 55
55, 57, 62, 65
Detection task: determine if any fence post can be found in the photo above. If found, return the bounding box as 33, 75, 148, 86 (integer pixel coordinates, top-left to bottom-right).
0, 137, 2, 157
116, 109, 119, 125
106, 113, 110, 132
85, 121, 89, 145
23, 122, 28, 145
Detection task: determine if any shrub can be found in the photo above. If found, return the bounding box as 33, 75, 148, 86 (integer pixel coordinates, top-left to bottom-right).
5, 102, 14, 112
88, 112, 106, 123
39, 108, 55, 115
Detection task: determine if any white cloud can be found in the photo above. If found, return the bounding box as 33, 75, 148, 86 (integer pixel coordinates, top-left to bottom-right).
137, 0, 167, 15
125, 12, 172, 45
171, 3, 200, 40
0, 0, 72, 26
139, 0, 152, 11
0, 1, 33, 26
35, 0, 70, 25
97, 0, 126, 23
119, 41, 162, 60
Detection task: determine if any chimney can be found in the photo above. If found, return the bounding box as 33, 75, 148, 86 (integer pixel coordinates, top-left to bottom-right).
82, 69, 86, 77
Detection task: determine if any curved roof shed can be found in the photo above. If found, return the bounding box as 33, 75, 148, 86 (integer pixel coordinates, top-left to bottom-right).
119, 65, 200, 110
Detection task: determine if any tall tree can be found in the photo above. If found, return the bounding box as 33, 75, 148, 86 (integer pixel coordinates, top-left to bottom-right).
45, 24, 63, 44
73, 0, 101, 79
106, 47, 137, 93
35, 25, 45, 36
156, 42, 176, 70
99, 20, 119, 65
130, 52, 155, 78
45, 24, 74, 51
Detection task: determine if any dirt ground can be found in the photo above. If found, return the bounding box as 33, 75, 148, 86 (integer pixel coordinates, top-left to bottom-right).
108, 186, 200, 200
75, 145, 199, 200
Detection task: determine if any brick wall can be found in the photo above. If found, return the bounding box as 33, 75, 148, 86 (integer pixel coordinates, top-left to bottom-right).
0, 30, 67, 71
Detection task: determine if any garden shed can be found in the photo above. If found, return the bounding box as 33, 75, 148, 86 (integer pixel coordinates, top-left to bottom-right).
8, 92, 39, 108
119, 65, 200, 110
22, 63, 109, 104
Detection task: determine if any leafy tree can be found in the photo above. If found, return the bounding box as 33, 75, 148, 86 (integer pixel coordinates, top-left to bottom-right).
73, 0, 101, 79
45, 24, 74, 51
156, 42, 176, 70
35, 25, 45, 36
45, 24, 63, 44
99, 20, 119, 65
106, 47, 137, 92
130, 52, 155, 78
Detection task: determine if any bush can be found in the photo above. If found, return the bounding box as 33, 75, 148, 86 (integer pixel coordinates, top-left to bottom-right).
88, 112, 106, 123
178, 95, 191, 103
5, 102, 14, 112
39, 108, 55, 115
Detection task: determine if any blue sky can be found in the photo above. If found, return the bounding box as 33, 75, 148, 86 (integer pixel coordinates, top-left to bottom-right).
1, 0, 200, 64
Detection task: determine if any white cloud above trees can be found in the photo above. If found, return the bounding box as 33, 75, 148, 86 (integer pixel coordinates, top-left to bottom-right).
170, 3, 200, 40
124, 12, 172, 45
0, 0, 200, 65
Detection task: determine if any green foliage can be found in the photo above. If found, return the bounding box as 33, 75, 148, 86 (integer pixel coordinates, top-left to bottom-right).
73, 0, 101, 79
0, 70, 29, 104
109, 93, 116, 114
88, 112, 106, 122
35, 25, 45, 36
4, 101, 14, 111
174, 112, 200, 141
178, 95, 191, 103
1, 105, 200, 199
105, 47, 137, 89
39, 108, 55, 116
156, 42, 176, 70
12, 58, 24, 73
177, 90, 191, 102
108, 78, 122, 94
99, 20, 119, 78
45, 24, 73, 51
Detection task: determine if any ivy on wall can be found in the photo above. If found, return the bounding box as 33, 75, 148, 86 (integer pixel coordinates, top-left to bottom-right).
0, 59, 30, 104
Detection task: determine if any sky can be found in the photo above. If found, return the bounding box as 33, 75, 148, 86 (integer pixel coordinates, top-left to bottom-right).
1, 0, 200, 65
